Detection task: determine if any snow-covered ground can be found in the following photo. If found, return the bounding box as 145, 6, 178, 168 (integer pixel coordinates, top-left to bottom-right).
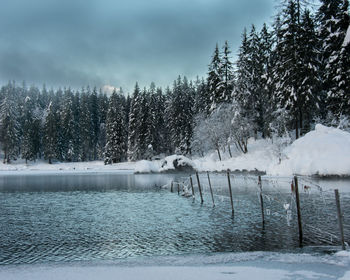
1, 251, 350, 280
1, 124, 349, 177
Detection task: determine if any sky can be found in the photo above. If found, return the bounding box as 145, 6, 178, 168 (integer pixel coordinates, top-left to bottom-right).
0, 0, 276, 93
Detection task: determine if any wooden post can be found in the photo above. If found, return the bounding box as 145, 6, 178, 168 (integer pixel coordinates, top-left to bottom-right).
227, 170, 234, 216
171, 181, 173, 193
196, 172, 204, 204
177, 182, 180, 195
207, 172, 215, 207
258, 175, 265, 227
335, 189, 346, 250
190, 176, 195, 197
294, 176, 303, 247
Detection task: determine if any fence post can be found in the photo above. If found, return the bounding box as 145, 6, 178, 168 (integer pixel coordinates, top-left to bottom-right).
258, 175, 265, 227
190, 176, 195, 198
196, 172, 204, 204
171, 181, 173, 193
294, 176, 303, 247
207, 172, 215, 207
335, 189, 346, 250
227, 170, 234, 216
177, 182, 180, 195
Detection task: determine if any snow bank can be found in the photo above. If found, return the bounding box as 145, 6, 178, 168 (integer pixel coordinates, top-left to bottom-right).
269, 124, 350, 176
1, 251, 349, 280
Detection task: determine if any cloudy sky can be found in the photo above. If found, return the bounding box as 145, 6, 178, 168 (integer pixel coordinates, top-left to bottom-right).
0, 0, 276, 93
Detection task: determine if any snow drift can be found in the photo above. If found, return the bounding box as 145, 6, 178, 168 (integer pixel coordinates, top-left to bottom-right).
269, 124, 350, 176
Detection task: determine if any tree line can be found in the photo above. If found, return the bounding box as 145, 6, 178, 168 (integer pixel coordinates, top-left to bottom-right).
0, 0, 349, 164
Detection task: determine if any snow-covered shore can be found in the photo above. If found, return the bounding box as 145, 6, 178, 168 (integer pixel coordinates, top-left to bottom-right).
1, 124, 349, 177
1, 250, 350, 280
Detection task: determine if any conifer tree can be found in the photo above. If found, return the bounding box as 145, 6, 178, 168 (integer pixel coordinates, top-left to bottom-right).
79, 88, 92, 161
60, 88, 75, 161
43, 101, 58, 164
21, 96, 37, 163
207, 44, 223, 111
127, 83, 142, 161
0, 83, 20, 163
319, 0, 350, 116
105, 90, 127, 164
219, 41, 234, 103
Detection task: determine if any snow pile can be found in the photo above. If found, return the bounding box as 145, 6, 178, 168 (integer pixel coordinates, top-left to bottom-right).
159, 155, 195, 172
269, 124, 350, 176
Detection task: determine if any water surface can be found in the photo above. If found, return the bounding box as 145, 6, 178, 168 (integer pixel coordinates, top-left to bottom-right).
0, 172, 349, 265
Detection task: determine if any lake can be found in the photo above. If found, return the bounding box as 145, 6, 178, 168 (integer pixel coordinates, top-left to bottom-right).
0, 172, 349, 265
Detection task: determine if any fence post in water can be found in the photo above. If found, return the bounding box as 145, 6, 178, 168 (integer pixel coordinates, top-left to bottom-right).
258, 175, 265, 227
207, 172, 215, 207
190, 176, 195, 198
177, 182, 180, 195
335, 189, 346, 250
294, 176, 303, 247
227, 170, 234, 216
196, 172, 204, 204
171, 181, 174, 193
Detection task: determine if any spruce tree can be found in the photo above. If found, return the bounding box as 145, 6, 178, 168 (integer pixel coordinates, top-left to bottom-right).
105, 90, 127, 164
90, 87, 99, 159
21, 96, 36, 163
79, 88, 92, 161
60, 88, 75, 161
43, 101, 58, 164
219, 41, 234, 103
319, 0, 350, 116
207, 44, 223, 111
127, 83, 142, 161
0, 83, 20, 163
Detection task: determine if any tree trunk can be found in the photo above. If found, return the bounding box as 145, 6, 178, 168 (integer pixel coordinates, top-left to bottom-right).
228, 145, 232, 158
49, 157, 52, 164
216, 148, 222, 161
295, 118, 299, 139
299, 108, 303, 136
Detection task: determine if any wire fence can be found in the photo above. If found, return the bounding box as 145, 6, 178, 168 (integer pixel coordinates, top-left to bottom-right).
164, 172, 349, 249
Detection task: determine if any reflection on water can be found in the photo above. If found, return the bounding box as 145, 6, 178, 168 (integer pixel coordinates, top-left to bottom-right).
0, 172, 348, 265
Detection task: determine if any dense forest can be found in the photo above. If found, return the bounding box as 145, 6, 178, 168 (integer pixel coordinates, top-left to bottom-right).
0, 0, 349, 164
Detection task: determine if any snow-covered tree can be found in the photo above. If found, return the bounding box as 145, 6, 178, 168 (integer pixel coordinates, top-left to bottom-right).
79, 88, 92, 161
207, 44, 223, 111
43, 101, 58, 164
219, 41, 234, 103
318, 0, 350, 116
127, 83, 143, 161
0, 83, 20, 163
104, 90, 127, 164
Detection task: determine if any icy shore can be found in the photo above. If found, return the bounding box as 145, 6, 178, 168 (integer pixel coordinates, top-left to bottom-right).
1, 251, 350, 280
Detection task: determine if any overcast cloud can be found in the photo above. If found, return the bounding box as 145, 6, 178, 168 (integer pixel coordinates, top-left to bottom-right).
0, 0, 274, 92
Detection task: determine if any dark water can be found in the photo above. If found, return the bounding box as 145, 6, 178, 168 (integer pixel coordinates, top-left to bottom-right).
0, 172, 349, 265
